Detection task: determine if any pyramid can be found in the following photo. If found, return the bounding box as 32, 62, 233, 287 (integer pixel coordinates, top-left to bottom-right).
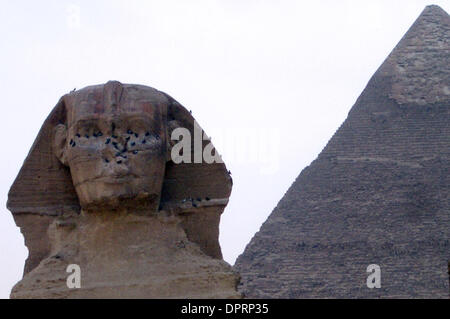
235, 5, 450, 298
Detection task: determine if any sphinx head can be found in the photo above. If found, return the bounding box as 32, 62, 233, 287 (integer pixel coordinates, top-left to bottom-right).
7, 81, 233, 272
53, 81, 169, 211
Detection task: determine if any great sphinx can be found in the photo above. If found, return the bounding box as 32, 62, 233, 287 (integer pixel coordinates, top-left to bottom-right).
7, 81, 240, 298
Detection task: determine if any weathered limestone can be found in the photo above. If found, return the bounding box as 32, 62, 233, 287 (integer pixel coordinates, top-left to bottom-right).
11, 211, 239, 299
235, 5, 450, 298
8, 81, 240, 298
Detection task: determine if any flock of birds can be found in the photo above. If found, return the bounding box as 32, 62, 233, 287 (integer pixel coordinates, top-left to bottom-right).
180, 169, 232, 208
69, 126, 159, 164
181, 197, 211, 208
68, 88, 233, 187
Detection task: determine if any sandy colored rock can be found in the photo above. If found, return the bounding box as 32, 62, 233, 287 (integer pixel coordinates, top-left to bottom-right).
11, 210, 240, 299
7, 81, 239, 298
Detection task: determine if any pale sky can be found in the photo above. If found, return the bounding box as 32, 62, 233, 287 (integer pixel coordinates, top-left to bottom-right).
1, 0, 448, 299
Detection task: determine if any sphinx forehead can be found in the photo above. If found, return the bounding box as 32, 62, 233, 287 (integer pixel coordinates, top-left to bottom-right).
64, 82, 169, 125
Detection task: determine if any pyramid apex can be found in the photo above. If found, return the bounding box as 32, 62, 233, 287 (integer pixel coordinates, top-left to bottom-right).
418, 4, 449, 22
423, 4, 448, 14
375, 3, 450, 106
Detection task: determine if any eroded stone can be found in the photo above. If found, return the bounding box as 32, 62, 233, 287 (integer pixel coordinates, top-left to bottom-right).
7, 81, 238, 299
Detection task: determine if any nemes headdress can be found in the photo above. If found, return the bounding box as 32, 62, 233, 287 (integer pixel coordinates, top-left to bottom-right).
8, 81, 232, 274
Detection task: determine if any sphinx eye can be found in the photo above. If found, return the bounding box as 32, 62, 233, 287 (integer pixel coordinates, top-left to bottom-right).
133, 150, 138, 154
145, 132, 150, 137
127, 129, 133, 134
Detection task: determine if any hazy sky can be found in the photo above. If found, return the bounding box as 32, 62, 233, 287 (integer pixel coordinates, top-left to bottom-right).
1, 0, 448, 298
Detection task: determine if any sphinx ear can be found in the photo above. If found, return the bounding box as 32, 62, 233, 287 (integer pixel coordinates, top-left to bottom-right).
53, 124, 69, 166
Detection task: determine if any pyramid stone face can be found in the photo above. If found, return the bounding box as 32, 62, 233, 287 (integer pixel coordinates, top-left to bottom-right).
235, 5, 450, 298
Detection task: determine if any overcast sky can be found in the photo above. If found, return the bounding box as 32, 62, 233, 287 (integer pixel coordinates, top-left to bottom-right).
1, 0, 448, 299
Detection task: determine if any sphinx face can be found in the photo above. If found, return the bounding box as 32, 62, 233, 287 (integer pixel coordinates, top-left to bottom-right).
56, 85, 168, 211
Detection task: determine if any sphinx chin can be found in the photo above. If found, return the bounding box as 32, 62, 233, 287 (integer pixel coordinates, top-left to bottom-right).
81, 193, 160, 212
76, 180, 160, 212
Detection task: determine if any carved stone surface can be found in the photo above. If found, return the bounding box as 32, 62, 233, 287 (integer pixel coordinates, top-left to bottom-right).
7, 81, 239, 298
235, 5, 450, 298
